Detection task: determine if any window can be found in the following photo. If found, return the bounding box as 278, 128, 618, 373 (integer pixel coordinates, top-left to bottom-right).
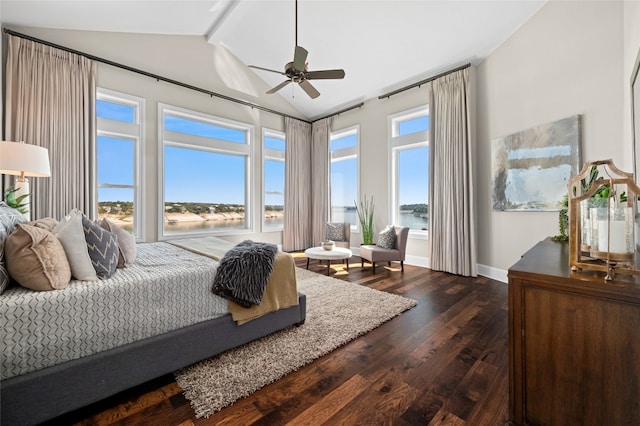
159, 104, 253, 237
389, 106, 429, 235
262, 129, 285, 231
96, 88, 144, 240
330, 126, 359, 229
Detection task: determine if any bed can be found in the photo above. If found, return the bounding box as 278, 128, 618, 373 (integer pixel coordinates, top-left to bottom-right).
0, 237, 306, 425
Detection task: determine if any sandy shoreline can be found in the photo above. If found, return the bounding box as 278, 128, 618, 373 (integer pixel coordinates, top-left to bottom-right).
101, 211, 283, 225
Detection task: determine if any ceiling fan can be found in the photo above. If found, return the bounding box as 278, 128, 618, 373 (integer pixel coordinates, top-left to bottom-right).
248, 0, 345, 99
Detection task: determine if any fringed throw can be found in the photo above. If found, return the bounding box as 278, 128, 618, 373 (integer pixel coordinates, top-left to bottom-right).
212, 240, 278, 307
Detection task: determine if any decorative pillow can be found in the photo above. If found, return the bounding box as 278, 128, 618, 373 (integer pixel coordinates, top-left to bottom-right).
212, 240, 278, 307
326, 222, 345, 242
5, 224, 71, 291
82, 217, 119, 279
377, 225, 396, 250
53, 209, 98, 281
99, 218, 136, 268
0, 202, 28, 294
28, 217, 58, 232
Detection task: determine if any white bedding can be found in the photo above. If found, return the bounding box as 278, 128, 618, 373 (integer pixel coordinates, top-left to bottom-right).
0, 242, 228, 380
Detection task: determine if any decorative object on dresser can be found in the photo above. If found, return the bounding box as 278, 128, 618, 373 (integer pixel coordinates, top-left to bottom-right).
508, 239, 640, 425
567, 159, 640, 281
0, 141, 51, 221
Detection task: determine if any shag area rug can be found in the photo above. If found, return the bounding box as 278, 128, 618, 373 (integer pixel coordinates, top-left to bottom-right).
174, 267, 417, 418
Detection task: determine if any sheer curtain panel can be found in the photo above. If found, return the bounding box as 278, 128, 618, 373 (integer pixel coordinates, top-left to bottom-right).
428, 68, 477, 276
5, 34, 97, 220
283, 117, 312, 251
310, 117, 331, 246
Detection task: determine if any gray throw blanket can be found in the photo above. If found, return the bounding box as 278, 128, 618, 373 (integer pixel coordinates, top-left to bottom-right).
212, 240, 278, 308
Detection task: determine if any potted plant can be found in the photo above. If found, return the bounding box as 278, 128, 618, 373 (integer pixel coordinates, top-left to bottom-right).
4, 186, 28, 214
355, 195, 375, 245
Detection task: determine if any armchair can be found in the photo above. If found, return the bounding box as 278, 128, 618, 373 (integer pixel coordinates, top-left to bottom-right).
359, 226, 409, 273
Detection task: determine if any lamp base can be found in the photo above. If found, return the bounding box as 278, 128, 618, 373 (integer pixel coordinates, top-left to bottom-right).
14, 178, 30, 221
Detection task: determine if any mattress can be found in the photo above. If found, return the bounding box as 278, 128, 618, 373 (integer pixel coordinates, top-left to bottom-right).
0, 242, 228, 380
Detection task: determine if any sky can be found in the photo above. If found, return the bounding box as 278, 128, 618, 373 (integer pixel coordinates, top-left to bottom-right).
97, 100, 429, 207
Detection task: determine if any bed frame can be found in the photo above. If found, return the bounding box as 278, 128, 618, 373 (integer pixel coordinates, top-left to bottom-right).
0, 293, 306, 425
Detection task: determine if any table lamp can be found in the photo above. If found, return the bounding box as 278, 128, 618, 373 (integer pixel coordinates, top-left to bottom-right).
0, 141, 51, 221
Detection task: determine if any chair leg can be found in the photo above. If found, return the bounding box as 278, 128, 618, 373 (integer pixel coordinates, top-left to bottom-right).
401, 261, 404, 272
361, 259, 364, 268
372, 262, 376, 274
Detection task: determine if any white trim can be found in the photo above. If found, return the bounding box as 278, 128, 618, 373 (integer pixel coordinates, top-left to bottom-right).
477, 264, 508, 283
330, 124, 360, 232
388, 105, 429, 237
261, 127, 285, 233
158, 103, 254, 239
96, 87, 145, 241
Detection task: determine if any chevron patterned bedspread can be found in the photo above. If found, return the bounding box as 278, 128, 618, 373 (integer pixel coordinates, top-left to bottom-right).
0, 242, 229, 380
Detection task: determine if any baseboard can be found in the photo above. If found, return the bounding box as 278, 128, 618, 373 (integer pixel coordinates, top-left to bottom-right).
405, 254, 429, 268
477, 264, 508, 283
350, 247, 506, 282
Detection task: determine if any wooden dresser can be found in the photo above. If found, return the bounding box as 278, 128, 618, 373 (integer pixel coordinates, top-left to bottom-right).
508, 239, 640, 425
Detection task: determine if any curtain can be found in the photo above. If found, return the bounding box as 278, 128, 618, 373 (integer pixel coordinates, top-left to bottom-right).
428, 67, 477, 276
283, 117, 312, 251
310, 117, 331, 246
5, 34, 97, 220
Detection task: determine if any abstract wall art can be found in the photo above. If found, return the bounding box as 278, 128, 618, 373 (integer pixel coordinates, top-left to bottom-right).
492, 115, 581, 211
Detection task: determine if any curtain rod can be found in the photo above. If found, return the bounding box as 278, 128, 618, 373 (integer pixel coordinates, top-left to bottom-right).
2, 27, 313, 124
378, 63, 471, 99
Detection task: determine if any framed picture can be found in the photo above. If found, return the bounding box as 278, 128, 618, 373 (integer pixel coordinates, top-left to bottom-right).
632, 47, 640, 180
491, 115, 581, 211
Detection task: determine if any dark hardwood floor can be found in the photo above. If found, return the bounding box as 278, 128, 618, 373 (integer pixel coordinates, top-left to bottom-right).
50, 253, 509, 425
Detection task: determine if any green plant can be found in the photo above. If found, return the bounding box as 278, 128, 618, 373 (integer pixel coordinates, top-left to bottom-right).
355, 195, 375, 245
4, 186, 28, 214
552, 194, 569, 242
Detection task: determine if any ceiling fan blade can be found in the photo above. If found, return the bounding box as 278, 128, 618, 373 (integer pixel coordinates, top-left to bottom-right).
299, 79, 320, 99
266, 80, 292, 94
248, 65, 287, 76
305, 69, 346, 80
293, 45, 308, 71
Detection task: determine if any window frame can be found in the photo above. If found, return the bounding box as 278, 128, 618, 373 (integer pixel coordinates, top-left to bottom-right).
262, 127, 286, 232
388, 105, 429, 239
96, 87, 145, 241
158, 103, 254, 239
330, 124, 360, 232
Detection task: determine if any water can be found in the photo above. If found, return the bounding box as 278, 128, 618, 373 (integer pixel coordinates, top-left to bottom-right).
332, 208, 428, 231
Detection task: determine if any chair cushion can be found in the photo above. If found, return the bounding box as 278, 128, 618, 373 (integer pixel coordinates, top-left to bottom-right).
359, 245, 401, 263
377, 225, 396, 249
326, 222, 345, 242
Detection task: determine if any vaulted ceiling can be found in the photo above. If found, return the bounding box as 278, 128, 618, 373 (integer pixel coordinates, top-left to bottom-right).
1, 0, 547, 119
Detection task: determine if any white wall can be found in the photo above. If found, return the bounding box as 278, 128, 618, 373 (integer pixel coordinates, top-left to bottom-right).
476, 0, 624, 273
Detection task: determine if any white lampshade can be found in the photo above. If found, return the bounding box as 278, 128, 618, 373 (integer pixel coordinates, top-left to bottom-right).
0, 141, 51, 178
